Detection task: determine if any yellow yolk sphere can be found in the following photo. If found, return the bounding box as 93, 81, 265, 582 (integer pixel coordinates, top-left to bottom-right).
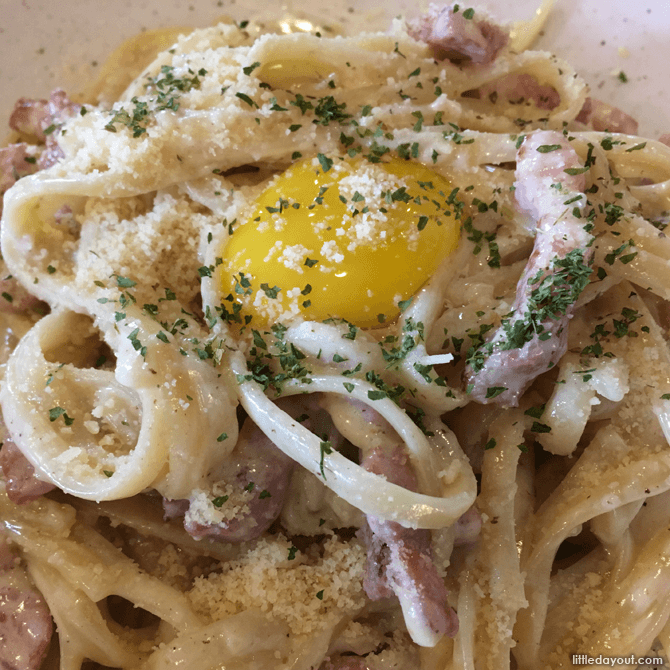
220, 155, 461, 329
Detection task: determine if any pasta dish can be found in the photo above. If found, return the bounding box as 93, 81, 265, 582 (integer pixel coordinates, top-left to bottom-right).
1, 3, 670, 669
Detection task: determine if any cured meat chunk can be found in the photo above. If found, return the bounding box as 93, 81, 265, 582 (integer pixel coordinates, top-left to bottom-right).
464, 130, 594, 406
0, 266, 43, 316
407, 3, 508, 64
576, 97, 638, 135
453, 504, 481, 546
360, 445, 458, 644
0, 532, 53, 670
166, 420, 294, 543
9, 89, 80, 143
0, 441, 55, 505
7, 89, 81, 172
470, 73, 560, 110
0, 144, 40, 201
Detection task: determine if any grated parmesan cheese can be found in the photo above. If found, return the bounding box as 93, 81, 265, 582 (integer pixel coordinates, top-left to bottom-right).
188, 534, 366, 636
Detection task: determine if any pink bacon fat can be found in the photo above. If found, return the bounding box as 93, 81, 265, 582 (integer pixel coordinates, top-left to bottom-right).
164, 419, 294, 543
1, 89, 80, 209
318, 396, 466, 645
0, 532, 53, 669
576, 97, 638, 135
469, 73, 561, 110
9, 89, 81, 146
359, 445, 458, 644
0, 441, 56, 505
0, 144, 40, 195
0, 89, 81, 222
0, 268, 43, 316
407, 2, 508, 64
464, 130, 594, 406
453, 504, 482, 546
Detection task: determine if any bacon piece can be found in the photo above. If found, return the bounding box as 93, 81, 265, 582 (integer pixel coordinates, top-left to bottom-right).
162, 498, 190, 520
469, 73, 560, 110
9, 98, 51, 141
2, 89, 80, 217
320, 657, 369, 670
39, 90, 81, 169
9, 89, 80, 142
464, 130, 594, 406
453, 504, 482, 546
0, 441, 56, 505
37, 141, 65, 171
0, 144, 40, 199
0, 532, 53, 670
8, 89, 80, 172
318, 396, 458, 644
576, 97, 638, 135
0, 586, 53, 670
0, 268, 42, 316
360, 445, 458, 644
407, 3, 508, 64
168, 420, 294, 543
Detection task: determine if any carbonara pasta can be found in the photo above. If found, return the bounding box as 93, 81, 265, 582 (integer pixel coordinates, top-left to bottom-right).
1, 3, 670, 669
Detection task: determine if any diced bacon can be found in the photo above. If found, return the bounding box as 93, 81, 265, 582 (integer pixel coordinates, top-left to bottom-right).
37, 141, 65, 170
0, 585, 53, 670
0, 144, 40, 198
464, 130, 594, 406
0, 532, 53, 670
170, 420, 294, 543
6, 89, 80, 174
407, 3, 508, 64
39, 90, 80, 169
469, 73, 560, 110
2, 89, 80, 218
0, 268, 42, 316
576, 97, 638, 135
453, 504, 482, 546
9, 89, 80, 142
360, 445, 458, 644
514, 132, 587, 221
9, 98, 51, 141
0, 441, 56, 505
162, 498, 190, 520
319, 657, 369, 670
317, 396, 458, 644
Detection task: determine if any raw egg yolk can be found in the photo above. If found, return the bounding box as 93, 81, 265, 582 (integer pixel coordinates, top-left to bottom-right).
220, 155, 460, 329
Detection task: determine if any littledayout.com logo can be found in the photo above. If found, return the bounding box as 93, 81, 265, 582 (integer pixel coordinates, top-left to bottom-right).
571, 654, 664, 666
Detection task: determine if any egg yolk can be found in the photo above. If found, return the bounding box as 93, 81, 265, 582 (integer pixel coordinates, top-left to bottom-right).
220, 155, 461, 329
